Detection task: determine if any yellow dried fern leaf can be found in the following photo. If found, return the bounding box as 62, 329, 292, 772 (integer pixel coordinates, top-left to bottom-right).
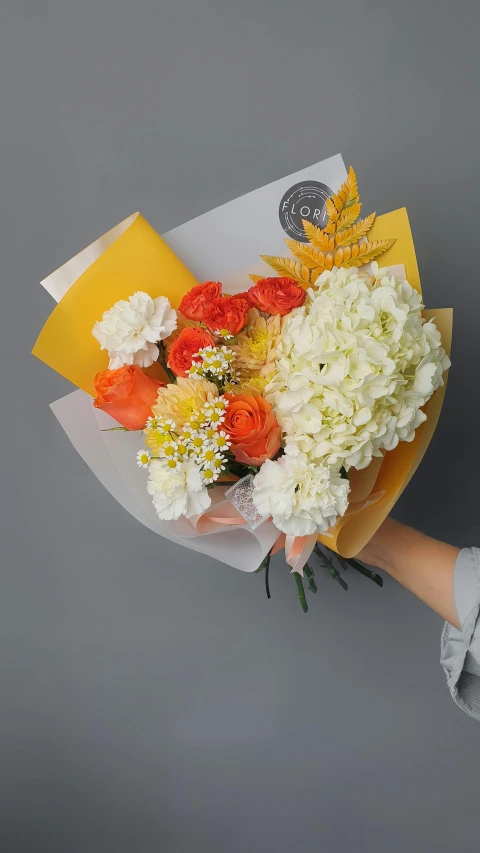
323, 167, 360, 236
260, 255, 314, 286
323, 218, 338, 236
335, 213, 376, 247
341, 238, 396, 268
325, 196, 340, 225
337, 202, 362, 231
249, 274, 264, 284
344, 166, 359, 208
285, 239, 327, 271
302, 220, 334, 251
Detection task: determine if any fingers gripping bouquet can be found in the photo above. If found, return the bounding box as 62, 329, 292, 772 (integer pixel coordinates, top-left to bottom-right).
33, 165, 451, 612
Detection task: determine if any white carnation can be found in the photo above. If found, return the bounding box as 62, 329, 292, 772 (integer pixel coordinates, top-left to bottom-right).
93, 291, 177, 369
252, 452, 350, 536
147, 458, 211, 521
266, 264, 450, 471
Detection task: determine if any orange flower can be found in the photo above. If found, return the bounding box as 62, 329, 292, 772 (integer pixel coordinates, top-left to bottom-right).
248, 277, 306, 316
231, 291, 253, 310
168, 327, 215, 377
224, 393, 282, 466
93, 365, 164, 430
178, 281, 222, 321
203, 295, 249, 336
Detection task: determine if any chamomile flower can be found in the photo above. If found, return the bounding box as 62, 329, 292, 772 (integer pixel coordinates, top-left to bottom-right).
157, 440, 178, 459
181, 424, 195, 441
212, 430, 231, 451
189, 345, 236, 382
220, 346, 235, 361
212, 454, 226, 471
203, 397, 228, 424
201, 467, 216, 485
188, 363, 202, 379
165, 457, 180, 470
207, 409, 225, 425
189, 434, 208, 455
215, 328, 234, 340
136, 449, 151, 468
201, 446, 217, 464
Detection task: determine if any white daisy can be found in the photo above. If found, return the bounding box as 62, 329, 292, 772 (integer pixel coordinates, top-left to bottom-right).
136, 449, 151, 469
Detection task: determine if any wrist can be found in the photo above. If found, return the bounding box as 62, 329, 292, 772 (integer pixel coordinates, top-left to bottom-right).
356, 518, 404, 575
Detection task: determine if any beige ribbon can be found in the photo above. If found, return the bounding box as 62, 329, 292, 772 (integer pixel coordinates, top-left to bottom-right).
187, 488, 386, 575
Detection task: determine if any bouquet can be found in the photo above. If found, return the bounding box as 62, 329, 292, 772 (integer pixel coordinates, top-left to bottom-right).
33, 159, 452, 612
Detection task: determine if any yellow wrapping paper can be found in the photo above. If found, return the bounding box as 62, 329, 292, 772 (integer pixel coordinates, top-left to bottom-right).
32, 213, 199, 396
32, 208, 452, 559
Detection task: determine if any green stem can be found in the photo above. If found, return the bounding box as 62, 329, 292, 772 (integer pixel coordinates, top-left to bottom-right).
303, 563, 317, 594
254, 552, 270, 573
254, 550, 273, 601
314, 545, 348, 591
346, 558, 384, 587
293, 572, 308, 613
157, 342, 177, 383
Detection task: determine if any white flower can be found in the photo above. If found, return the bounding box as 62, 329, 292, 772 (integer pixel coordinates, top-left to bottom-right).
212, 430, 231, 451
93, 291, 177, 369
252, 453, 350, 536
201, 467, 216, 485
266, 265, 450, 471
147, 458, 211, 520
136, 449, 151, 468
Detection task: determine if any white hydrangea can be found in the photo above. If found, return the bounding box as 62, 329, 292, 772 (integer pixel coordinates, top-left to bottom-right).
252, 451, 350, 536
147, 458, 211, 520
93, 291, 177, 369
266, 264, 450, 471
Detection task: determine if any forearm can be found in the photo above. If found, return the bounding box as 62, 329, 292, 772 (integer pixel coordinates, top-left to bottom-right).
357, 519, 461, 629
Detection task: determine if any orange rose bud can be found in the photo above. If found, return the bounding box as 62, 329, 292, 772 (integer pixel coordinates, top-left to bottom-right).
224, 393, 282, 466
168, 327, 215, 377
203, 295, 249, 336
93, 365, 164, 430
178, 281, 222, 321
248, 276, 306, 316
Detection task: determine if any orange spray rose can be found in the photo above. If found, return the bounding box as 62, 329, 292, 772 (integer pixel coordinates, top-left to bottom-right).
168, 327, 215, 377
178, 281, 222, 321
203, 295, 249, 336
248, 277, 306, 316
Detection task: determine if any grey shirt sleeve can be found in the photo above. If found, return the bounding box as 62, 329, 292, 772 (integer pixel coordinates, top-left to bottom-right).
441, 547, 480, 720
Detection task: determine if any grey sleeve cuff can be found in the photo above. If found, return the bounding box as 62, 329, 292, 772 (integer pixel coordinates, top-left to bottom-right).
441, 547, 480, 720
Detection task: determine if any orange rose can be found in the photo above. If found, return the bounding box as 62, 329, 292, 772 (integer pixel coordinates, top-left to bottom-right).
93, 365, 164, 430
231, 291, 253, 310
248, 276, 306, 316
224, 393, 282, 466
168, 327, 215, 377
203, 295, 249, 336
178, 281, 222, 321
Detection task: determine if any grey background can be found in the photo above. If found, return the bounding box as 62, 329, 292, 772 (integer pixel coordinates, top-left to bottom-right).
1, 1, 479, 851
